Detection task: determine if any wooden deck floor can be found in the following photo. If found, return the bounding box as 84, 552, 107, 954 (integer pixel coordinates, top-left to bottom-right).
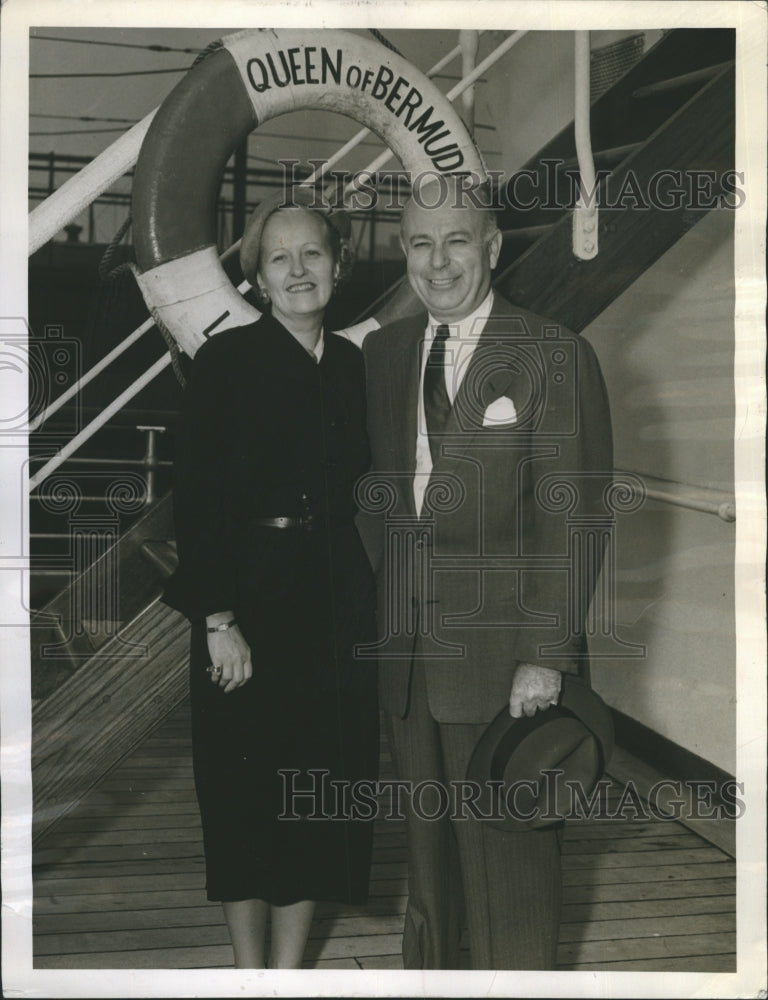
33, 701, 736, 971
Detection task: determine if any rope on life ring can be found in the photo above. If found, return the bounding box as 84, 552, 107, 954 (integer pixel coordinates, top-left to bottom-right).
131, 28, 487, 359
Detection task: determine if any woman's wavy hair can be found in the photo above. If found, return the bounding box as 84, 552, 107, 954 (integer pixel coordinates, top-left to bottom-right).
250, 206, 354, 309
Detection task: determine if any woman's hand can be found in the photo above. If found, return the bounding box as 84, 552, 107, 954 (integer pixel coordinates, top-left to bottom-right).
206, 613, 253, 694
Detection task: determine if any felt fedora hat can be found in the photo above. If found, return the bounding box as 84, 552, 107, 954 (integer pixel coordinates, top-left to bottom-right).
466, 674, 614, 832
239, 185, 351, 284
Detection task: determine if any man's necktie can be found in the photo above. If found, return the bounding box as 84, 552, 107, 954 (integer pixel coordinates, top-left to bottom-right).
423, 324, 451, 465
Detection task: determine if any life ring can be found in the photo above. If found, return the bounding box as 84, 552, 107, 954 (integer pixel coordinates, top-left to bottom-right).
132, 28, 486, 358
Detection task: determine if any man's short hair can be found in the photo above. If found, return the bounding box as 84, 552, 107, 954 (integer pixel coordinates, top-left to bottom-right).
399, 176, 500, 246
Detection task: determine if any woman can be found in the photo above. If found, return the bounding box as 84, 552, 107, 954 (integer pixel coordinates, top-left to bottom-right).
163, 186, 379, 968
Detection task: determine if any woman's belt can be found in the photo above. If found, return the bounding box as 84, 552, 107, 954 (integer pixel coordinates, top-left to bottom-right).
253, 515, 316, 531
251, 513, 354, 532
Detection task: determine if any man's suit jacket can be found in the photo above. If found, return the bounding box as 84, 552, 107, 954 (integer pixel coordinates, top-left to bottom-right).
360, 293, 613, 725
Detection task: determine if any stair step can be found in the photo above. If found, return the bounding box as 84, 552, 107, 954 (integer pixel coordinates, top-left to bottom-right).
139, 540, 178, 579
632, 60, 733, 101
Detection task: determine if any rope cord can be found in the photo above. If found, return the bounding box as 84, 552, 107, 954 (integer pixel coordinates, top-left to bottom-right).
367, 29, 404, 59
192, 38, 224, 67
98, 213, 134, 281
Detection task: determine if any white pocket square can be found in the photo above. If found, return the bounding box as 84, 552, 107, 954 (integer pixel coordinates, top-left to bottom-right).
482, 396, 518, 426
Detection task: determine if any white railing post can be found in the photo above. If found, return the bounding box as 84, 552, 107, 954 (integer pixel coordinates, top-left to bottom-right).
572, 30, 599, 261
459, 30, 480, 135
28, 111, 156, 256
28, 317, 155, 432
29, 355, 172, 493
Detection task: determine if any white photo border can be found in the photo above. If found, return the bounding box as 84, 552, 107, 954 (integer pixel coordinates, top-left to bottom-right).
1, 1, 765, 996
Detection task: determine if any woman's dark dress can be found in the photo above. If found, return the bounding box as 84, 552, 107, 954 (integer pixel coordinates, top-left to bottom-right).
163, 315, 378, 905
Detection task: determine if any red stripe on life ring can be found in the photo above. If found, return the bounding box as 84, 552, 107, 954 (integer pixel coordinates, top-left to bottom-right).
133, 48, 257, 269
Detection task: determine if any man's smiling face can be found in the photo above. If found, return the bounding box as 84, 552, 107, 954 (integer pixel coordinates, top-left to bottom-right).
401, 196, 501, 323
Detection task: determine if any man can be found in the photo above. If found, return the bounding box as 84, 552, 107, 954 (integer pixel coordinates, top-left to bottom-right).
357, 177, 613, 969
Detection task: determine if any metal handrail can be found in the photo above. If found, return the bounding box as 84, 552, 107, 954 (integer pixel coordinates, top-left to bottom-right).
28, 318, 155, 433
29, 355, 172, 492
618, 469, 736, 522
30, 421, 172, 511
29, 456, 172, 467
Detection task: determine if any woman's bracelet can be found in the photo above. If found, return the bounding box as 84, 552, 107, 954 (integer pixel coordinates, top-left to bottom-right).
206, 618, 237, 633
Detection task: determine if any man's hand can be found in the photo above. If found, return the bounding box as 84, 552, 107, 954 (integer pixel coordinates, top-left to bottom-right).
508, 663, 562, 718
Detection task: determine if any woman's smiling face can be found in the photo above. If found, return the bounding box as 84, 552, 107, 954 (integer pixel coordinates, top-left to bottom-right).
257, 208, 338, 327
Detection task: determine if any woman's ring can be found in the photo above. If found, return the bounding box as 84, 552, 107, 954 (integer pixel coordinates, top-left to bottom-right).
207, 665, 223, 677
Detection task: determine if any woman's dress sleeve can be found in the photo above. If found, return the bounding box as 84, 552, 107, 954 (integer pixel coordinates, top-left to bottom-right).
163, 336, 241, 621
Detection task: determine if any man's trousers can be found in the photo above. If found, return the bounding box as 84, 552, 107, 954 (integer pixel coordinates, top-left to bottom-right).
385, 661, 562, 970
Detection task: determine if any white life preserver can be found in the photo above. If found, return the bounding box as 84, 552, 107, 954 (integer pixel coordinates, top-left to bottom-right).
132, 28, 486, 358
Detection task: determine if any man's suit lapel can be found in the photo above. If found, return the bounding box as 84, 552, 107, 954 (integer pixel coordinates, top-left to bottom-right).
387, 316, 426, 516
433, 294, 534, 479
